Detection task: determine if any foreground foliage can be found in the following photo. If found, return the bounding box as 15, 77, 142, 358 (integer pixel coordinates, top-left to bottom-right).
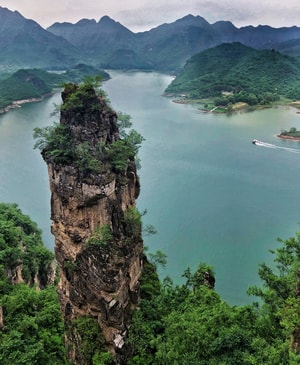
0, 285, 66, 365
0, 202, 54, 289
2, 201, 300, 363
127, 233, 300, 364
0, 203, 67, 364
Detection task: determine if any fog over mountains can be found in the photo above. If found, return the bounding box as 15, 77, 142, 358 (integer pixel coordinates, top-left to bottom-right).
2, 6, 300, 71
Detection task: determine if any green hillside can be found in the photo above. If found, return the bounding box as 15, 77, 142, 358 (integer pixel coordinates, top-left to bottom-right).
0, 69, 52, 109
0, 65, 110, 109
166, 42, 300, 107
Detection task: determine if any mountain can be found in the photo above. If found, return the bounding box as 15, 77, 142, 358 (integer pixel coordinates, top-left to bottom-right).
165, 42, 300, 102
235, 25, 300, 50
48, 13, 300, 71
0, 7, 81, 70
2, 6, 300, 72
47, 16, 145, 69
48, 16, 135, 49
135, 14, 223, 70
273, 38, 300, 57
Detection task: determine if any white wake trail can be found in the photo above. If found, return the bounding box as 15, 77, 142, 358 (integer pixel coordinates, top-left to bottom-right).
255, 140, 300, 153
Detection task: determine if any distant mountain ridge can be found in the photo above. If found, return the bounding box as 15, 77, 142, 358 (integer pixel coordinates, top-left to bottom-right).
0, 7, 81, 70
47, 13, 300, 70
2, 6, 300, 71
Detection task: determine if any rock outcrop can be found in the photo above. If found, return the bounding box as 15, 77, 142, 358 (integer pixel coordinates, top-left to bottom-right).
42, 83, 143, 364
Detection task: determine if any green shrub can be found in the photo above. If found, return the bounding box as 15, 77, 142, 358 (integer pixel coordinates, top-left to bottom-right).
123, 207, 142, 239
63, 259, 78, 280
33, 123, 75, 164
70, 315, 110, 365
86, 224, 113, 247
107, 140, 135, 173
61, 83, 101, 112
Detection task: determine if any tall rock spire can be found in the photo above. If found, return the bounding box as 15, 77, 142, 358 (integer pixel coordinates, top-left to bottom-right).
41, 82, 143, 364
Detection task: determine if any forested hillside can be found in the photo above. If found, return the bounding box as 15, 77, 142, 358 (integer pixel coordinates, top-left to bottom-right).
127, 232, 300, 364
166, 42, 300, 108
0, 65, 109, 109
1, 202, 300, 363
0, 203, 66, 364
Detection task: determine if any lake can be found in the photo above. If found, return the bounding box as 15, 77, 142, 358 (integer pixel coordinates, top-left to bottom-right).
1, 71, 300, 305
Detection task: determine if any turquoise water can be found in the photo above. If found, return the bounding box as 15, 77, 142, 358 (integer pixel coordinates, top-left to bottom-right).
103, 71, 300, 304
0, 94, 61, 247
1, 71, 300, 305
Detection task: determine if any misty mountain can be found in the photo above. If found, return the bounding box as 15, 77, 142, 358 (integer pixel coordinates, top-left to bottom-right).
48, 13, 300, 71
2, 6, 300, 72
48, 16, 135, 50
47, 16, 146, 69
0, 7, 81, 70
135, 14, 222, 70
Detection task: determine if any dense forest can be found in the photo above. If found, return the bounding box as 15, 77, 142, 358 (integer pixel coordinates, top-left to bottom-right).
166, 42, 300, 110
0, 203, 66, 364
1, 201, 300, 364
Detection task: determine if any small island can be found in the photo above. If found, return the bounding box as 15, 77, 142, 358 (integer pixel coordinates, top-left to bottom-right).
277, 127, 300, 141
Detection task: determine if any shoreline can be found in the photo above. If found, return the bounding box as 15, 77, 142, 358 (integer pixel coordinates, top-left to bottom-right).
0, 93, 53, 114
170, 96, 300, 114
276, 134, 300, 141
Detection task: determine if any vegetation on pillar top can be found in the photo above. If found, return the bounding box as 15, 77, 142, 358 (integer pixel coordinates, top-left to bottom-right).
61, 76, 104, 112
33, 78, 144, 175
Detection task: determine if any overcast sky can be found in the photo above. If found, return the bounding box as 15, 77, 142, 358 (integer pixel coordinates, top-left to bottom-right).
1, 0, 300, 31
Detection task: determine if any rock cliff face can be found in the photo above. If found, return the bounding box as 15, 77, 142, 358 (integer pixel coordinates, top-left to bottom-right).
43, 84, 143, 364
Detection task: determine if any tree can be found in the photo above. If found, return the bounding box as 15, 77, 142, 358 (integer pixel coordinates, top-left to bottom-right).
248, 232, 300, 361
0, 285, 66, 365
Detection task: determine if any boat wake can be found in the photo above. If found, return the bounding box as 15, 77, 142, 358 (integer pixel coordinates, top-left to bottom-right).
253, 139, 300, 153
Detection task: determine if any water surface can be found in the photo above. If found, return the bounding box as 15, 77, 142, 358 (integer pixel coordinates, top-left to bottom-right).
103, 71, 300, 304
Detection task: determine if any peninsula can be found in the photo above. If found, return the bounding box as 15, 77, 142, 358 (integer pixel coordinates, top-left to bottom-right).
165, 43, 300, 113
0, 65, 109, 113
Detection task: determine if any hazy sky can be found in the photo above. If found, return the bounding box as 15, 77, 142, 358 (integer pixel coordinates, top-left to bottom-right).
1, 0, 300, 31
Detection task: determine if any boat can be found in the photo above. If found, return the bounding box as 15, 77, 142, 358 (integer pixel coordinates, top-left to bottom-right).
252, 139, 258, 144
